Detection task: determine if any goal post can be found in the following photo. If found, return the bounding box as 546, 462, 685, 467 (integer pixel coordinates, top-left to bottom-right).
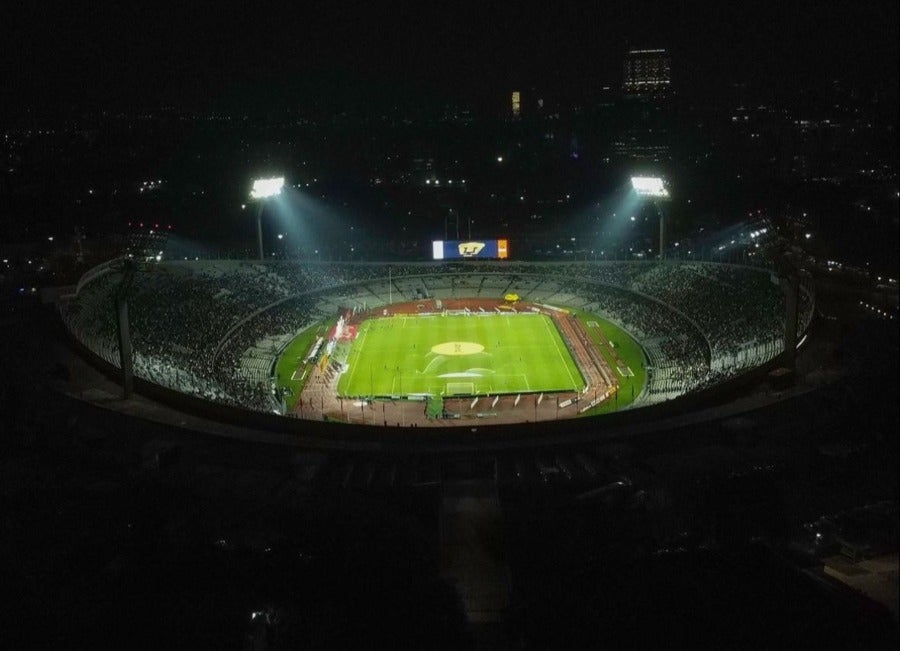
446, 381, 475, 395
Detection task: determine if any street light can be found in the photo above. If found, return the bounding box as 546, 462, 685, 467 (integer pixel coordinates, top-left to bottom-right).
631, 176, 670, 259
250, 176, 284, 261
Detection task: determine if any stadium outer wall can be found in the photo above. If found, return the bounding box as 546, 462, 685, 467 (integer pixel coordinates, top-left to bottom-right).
57, 258, 811, 449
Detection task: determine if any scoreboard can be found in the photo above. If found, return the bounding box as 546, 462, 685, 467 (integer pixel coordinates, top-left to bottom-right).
432, 239, 509, 260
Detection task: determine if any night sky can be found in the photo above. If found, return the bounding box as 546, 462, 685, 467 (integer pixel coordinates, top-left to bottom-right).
2, 1, 898, 117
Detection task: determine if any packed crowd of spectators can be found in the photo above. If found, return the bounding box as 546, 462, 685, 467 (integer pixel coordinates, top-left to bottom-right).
568, 282, 711, 399
61, 261, 345, 408
62, 259, 812, 412
215, 295, 324, 410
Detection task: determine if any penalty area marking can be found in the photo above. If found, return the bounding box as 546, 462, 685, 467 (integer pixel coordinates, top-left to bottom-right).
390, 374, 530, 397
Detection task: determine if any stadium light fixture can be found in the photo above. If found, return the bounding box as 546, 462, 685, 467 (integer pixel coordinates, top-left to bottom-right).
250, 176, 285, 261
631, 175, 670, 259
250, 176, 285, 199
630, 176, 669, 198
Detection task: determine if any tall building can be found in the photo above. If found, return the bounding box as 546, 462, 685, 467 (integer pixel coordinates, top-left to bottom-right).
616, 49, 673, 161
622, 49, 671, 97
511, 91, 521, 118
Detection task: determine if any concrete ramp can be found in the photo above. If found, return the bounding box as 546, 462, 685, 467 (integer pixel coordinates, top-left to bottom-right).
440, 478, 509, 648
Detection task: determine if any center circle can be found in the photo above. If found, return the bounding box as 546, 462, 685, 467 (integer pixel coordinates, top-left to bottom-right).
430, 341, 485, 356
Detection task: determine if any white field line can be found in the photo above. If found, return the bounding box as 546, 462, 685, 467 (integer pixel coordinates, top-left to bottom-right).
543, 316, 579, 390
342, 323, 369, 392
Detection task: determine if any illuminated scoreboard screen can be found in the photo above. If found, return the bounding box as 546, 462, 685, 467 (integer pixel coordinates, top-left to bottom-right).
432, 239, 509, 260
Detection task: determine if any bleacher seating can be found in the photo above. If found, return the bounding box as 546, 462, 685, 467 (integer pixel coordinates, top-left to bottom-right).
61, 259, 811, 412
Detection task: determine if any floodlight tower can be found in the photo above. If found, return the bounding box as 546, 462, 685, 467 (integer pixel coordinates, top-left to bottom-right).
631, 176, 670, 259
250, 177, 285, 261
773, 228, 812, 375
109, 256, 154, 399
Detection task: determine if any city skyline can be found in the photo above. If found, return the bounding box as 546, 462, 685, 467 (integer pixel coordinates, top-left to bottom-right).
2, 2, 897, 118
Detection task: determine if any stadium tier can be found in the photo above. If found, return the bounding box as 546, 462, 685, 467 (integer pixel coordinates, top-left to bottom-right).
60, 260, 814, 422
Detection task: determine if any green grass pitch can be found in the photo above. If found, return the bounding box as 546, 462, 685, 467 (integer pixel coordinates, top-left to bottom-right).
337, 313, 585, 398
273, 319, 336, 411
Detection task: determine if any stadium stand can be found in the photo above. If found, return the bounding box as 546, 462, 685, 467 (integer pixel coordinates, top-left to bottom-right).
61, 260, 813, 415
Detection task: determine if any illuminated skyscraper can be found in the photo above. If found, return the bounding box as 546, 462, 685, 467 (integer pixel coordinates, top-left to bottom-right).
622, 49, 671, 97
511, 91, 521, 118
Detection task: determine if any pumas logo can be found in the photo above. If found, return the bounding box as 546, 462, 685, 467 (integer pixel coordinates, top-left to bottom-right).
458, 241, 486, 257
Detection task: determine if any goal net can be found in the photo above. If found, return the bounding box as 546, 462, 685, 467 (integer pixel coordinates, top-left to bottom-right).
445, 382, 475, 395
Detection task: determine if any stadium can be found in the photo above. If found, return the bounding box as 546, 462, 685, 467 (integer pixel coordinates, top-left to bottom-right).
59, 255, 815, 442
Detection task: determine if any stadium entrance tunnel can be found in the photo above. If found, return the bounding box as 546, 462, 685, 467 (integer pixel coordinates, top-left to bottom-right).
431, 342, 485, 356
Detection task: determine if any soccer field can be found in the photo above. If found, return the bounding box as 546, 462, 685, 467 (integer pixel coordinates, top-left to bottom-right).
337, 313, 585, 398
